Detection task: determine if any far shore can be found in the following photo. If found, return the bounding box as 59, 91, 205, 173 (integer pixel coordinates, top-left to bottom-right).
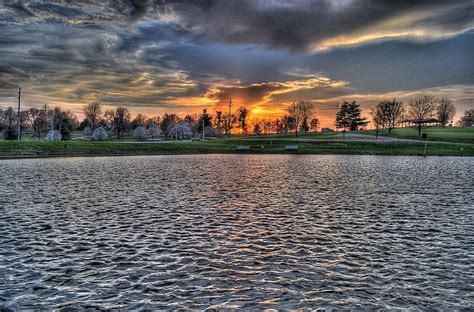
1, 127, 472, 159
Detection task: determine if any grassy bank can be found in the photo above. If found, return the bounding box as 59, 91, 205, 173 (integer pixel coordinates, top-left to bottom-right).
359, 126, 474, 143
1, 126, 472, 158
0, 138, 471, 158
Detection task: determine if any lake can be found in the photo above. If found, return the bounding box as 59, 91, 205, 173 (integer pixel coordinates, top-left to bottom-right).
0, 155, 472, 310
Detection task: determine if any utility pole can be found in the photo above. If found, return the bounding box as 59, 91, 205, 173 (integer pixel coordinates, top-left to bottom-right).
51, 111, 54, 142
202, 118, 205, 140
17, 87, 21, 140
227, 98, 232, 137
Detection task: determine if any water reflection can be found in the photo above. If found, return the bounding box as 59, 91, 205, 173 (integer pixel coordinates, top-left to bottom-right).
0, 155, 472, 310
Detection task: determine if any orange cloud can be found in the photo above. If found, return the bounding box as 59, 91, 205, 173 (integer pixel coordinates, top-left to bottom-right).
201, 75, 349, 120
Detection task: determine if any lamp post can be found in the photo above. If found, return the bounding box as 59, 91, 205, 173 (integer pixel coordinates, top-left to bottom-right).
422, 133, 428, 157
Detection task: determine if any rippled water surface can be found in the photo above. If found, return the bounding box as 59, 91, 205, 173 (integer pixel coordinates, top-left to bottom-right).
1, 155, 473, 310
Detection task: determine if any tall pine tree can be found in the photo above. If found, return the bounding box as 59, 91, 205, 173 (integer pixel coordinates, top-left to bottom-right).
335, 101, 368, 131
197, 108, 213, 132
335, 102, 350, 130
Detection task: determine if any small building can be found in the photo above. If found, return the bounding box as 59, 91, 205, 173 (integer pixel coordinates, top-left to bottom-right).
400, 118, 440, 127
321, 128, 335, 133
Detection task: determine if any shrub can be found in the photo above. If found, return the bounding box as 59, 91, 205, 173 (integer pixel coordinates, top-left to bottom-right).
203, 126, 215, 137
133, 126, 146, 140
84, 126, 93, 137
45, 130, 62, 141
169, 123, 192, 137
147, 125, 162, 139
92, 127, 108, 141
2, 125, 17, 140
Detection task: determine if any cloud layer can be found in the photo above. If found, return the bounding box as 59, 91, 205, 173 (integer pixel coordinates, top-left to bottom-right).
0, 1, 472, 126
3, 1, 472, 51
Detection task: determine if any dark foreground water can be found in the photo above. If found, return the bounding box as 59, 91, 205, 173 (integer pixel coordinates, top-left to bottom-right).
0, 155, 473, 310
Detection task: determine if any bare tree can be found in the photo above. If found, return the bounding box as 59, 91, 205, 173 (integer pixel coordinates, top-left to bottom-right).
25, 108, 46, 140
436, 98, 456, 127
281, 115, 295, 134
222, 112, 236, 136
147, 116, 161, 128
377, 99, 404, 133
262, 119, 273, 134
131, 113, 148, 129
287, 101, 315, 137
83, 102, 102, 129
310, 118, 320, 132
370, 106, 384, 139
113, 107, 131, 139
458, 109, 474, 127
103, 109, 115, 130
407, 96, 437, 136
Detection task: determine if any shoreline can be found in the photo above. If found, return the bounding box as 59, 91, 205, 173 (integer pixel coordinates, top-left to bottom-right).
0, 150, 471, 160
1, 136, 472, 159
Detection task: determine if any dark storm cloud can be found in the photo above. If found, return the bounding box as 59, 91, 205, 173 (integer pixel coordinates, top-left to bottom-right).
0, 18, 200, 106
110, 0, 152, 19
1, 1, 472, 50
161, 0, 473, 51
0, 0, 472, 121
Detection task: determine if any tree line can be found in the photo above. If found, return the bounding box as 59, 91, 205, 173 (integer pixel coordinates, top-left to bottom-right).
1, 96, 471, 141
335, 96, 468, 136
0, 101, 319, 141
0, 104, 78, 140
78, 101, 320, 140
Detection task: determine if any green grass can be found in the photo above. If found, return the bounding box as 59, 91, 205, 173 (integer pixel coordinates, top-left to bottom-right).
0, 138, 471, 158
359, 126, 474, 143
230, 131, 339, 140
1, 127, 472, 158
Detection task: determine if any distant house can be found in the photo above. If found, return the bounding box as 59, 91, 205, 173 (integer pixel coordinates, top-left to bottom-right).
321, 128, 335, 133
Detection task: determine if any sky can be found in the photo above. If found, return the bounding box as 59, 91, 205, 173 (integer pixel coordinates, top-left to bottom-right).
0, 0, 473, 127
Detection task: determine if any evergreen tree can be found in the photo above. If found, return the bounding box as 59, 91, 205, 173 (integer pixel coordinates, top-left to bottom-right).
237, 107, 249, 134
214, 111, 224, 129
335, 102, 351, 130
335, 101, 368, 131
2, 125, 17, 140
253, 121, 262, 135
198, 108, 212, 132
